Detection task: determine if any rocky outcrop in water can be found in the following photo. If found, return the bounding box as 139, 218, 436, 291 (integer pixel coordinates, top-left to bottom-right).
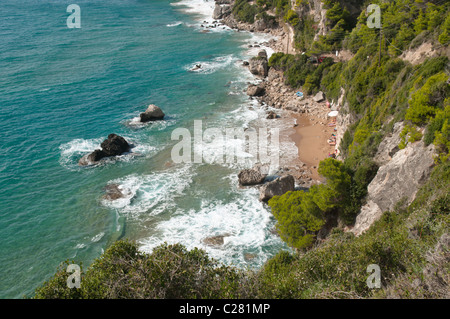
79, 134, 131, 166
352, 140, 436, 236
259, 175, 295, 202
102, 184, 126, 201
202, 233, 231, 247
238, 168, 266, 186
140, 104, 165, 122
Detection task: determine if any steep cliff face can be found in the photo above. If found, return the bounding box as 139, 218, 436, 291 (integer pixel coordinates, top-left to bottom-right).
352, 139, 436, 236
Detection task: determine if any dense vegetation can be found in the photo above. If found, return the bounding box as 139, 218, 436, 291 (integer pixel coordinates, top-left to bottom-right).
33, 0, 449, 298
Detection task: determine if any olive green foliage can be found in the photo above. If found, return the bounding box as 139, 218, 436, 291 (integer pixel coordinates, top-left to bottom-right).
406, 72, 449, 125
34, 241, 242, 299
269, 190, 325, 249
398, 124, 423, 149
232, 0, 260, 24
284, 9, 300, 26
268, 158, 356, 249
310, 0, 355, 51
268, 52, 334, 93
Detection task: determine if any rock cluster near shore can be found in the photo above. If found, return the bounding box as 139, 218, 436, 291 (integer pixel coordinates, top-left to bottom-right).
259, 175, 295, 202
237, 166, 297, 202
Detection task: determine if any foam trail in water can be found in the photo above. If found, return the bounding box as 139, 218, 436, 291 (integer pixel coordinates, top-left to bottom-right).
167, 21, 183, 27
101, 165, 195, 216
139, 187, 286, 267
185, 54, 235, 74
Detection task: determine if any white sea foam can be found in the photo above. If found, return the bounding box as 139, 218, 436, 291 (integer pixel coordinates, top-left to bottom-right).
124, 115, 178, 131
58, 137, 104, 169
91, 232, 105, 242
185, 54, 235, 74
139, 187, 286, 267
101, 165, 194, 216
244, 32, 278, 59
171, 0, 216, 22
167, 21, 183, 27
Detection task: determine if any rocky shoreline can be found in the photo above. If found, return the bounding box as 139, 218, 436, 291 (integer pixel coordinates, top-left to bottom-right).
208, 1, 339, 192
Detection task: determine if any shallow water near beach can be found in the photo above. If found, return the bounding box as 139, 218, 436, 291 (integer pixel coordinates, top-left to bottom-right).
0, 0, 294, 298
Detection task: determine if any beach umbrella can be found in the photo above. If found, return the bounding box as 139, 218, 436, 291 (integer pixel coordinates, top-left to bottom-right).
327, 111, 339, 117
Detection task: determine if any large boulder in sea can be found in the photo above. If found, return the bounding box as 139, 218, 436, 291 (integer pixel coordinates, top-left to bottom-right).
79, 134, 131, 166
101, 134, 131, 157
140, 104, 165, 122
259, 175, 295, 202
238, 169, 266, 186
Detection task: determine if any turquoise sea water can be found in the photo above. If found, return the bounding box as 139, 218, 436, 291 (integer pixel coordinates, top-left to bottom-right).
0, 0, 292, 298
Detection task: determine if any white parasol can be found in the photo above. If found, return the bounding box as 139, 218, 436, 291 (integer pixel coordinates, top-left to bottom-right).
327, 111, 339, 117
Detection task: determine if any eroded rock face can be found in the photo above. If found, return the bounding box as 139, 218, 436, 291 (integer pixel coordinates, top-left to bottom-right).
374, 122, 405, 166
249, 56, 269, 77
257, 49, 268, 59
140, 104, 165, 122
352, 140, 435, 236
238, 169, 266, 186
213, 4, 231, 20
259, 175, 295, 202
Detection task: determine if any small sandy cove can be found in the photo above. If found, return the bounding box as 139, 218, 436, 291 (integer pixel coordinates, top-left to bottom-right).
289, 111, 337, 181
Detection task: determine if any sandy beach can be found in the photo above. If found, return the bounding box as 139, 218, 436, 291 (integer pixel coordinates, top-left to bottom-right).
289, 112, 337, 181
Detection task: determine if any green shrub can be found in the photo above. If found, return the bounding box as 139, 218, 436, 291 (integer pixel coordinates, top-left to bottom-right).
34, 241, 242, 299
406, 72, 449, 125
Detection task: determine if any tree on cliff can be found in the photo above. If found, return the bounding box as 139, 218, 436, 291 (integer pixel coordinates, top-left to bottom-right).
268, 159, 352, 250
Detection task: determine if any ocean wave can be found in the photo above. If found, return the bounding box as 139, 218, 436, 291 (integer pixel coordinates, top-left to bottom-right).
124, 115, 178, 131
58, 137, 104, 169
138, 188, 286, 268
101, 165, 195, 216
185, 54, 235, 74
170, 0, 215, 22
166, 21, 183, 27
91, 232, 105, 243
